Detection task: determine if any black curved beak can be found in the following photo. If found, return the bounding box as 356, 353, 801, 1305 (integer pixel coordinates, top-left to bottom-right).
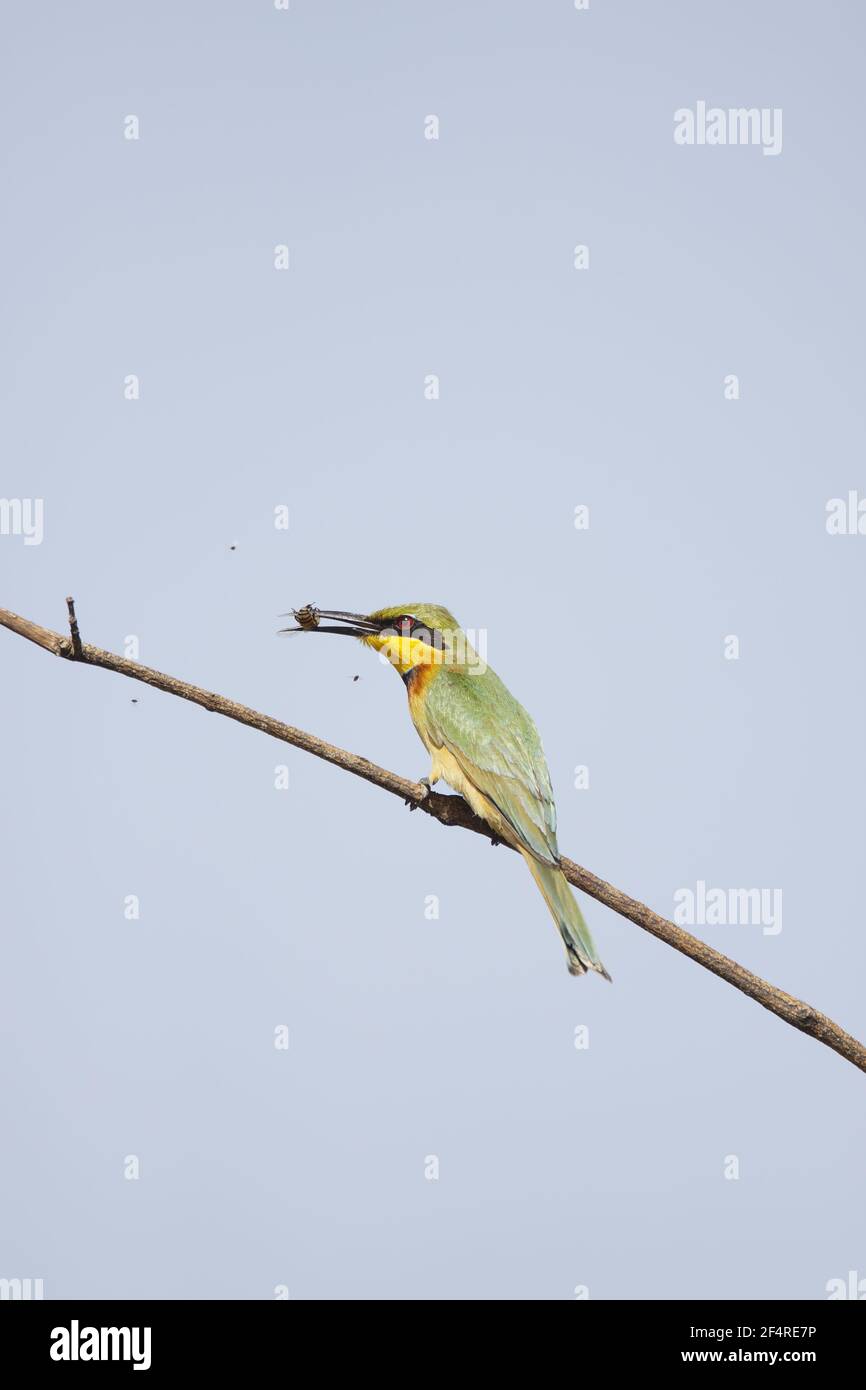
278, 607, 383, 637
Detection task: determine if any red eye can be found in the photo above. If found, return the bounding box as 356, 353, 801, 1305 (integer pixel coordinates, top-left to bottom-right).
396, 616, 413, 633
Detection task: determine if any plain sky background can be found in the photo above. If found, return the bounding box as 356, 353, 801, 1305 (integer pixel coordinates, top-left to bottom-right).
2, 1, 865, 1300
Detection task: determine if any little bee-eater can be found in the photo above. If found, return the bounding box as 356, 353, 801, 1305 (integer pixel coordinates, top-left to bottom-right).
286, 604, 609, 980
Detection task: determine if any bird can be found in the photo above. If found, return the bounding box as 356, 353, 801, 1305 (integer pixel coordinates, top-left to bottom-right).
283, 603, 609, 980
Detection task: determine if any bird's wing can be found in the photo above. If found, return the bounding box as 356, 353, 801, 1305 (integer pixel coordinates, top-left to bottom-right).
423, 668, 560, 865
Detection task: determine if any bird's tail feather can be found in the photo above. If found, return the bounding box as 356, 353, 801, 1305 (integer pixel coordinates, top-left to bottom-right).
522, 853, 611, 980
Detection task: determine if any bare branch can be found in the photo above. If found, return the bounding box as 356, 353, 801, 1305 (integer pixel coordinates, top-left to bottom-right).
65, 596, 83, 659
2, 600, 864, 1076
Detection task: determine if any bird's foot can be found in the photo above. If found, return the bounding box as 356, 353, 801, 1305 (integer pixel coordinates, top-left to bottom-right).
406, 776, 432, 811
489, 833, 502, 847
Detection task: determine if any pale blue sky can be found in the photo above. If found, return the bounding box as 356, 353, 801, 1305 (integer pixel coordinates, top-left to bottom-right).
1, 0, 864, 1299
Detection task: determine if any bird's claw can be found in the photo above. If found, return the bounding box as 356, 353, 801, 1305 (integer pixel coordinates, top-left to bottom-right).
489, 834, 502, 847
406, 776, 432, 811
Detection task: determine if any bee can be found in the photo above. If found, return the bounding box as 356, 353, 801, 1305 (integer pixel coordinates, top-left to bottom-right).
293, 604, 320, 630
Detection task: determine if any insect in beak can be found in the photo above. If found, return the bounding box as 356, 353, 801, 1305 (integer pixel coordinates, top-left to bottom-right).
277, 606, 384, 638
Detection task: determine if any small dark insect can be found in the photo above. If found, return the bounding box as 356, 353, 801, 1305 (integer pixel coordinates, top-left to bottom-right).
353, 675, 360, 682
131, 698, 138, 704
229, 544, 237, 551
293, 604, 320, 630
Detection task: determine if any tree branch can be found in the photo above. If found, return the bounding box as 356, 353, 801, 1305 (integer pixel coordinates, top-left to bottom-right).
2, 600, 864, 1076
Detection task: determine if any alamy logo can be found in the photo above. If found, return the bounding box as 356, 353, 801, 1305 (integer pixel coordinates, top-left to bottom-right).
50, 1320, 151, 1371
0, 1277, 43, 1299
674, 101, 782, 157
377, 625, 488, 676
826, 491, 866, 535
674, 880, 782, 936
826, 1270, 866, 1300
0, 497, 44, 545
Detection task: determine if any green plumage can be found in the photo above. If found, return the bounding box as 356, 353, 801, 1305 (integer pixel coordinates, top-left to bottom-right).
424, 665, 559, 865
370, 604, 609, 979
